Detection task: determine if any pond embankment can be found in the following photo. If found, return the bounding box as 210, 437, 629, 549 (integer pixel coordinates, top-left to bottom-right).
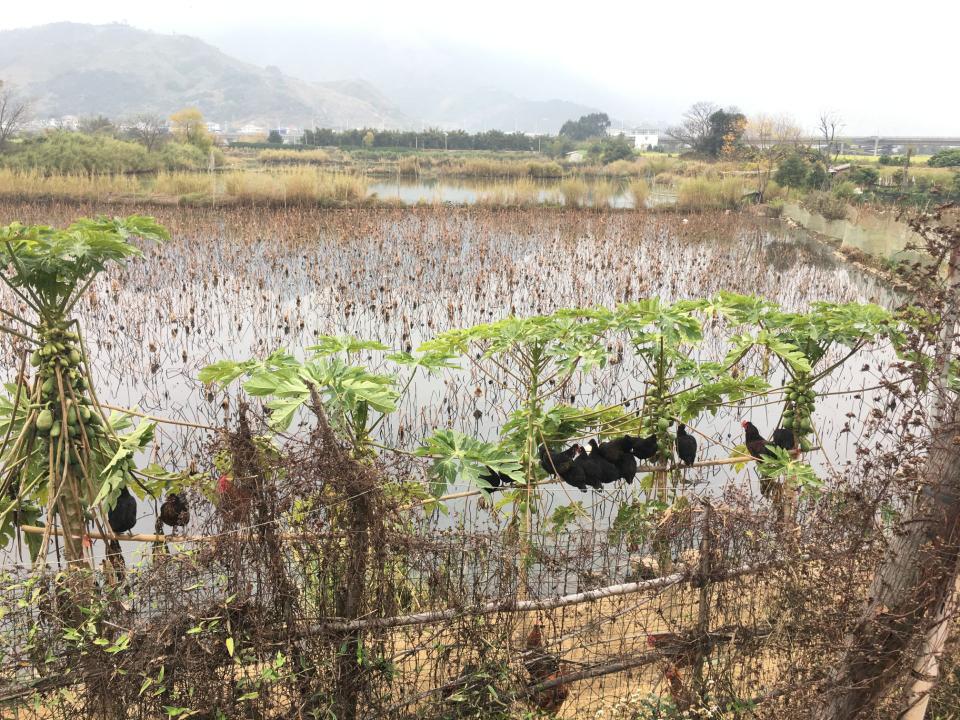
782, 201, 925, 262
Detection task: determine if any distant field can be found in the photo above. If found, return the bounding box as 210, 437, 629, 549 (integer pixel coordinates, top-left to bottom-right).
834, 154, 934, 164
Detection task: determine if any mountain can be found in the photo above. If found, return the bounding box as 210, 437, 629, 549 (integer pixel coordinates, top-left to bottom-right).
204, 26, 621, 134
0, 23, 408, 128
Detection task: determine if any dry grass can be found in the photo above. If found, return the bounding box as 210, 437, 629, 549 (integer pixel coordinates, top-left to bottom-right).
676, 177, 747, 211
439, 158, 564, 179
477, 178, 548, 207
628, 179, 651, 209
0, 169, 141, 200
258, 148, 332, 165
560, 178, 589, 207
222, 168, 368, 205
152, 172, 215, 197
589, 179, 618, 209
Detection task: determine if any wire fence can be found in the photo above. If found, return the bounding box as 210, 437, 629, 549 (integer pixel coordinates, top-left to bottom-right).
0, 411, 903, 720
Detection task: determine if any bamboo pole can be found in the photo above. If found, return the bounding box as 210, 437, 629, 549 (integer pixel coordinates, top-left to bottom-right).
310, 552, 822, 633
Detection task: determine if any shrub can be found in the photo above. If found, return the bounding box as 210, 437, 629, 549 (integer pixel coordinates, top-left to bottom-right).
526, 160, 563, 179
929, 149, 960, 168
591, 136, 635, 164
775, 152, 829, 190
832, 180, 858, 201
3, 132, 157, 174
805, 191, 848, 221
849, 165, 879, 187
766, 197, 786, 217
157, 142, 216, 171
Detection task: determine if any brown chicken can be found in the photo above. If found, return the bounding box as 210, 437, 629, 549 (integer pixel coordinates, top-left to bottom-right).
523, 624, 570, 713
159, 492, 190, 530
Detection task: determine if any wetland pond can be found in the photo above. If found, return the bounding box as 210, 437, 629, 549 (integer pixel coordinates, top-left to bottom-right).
366, 177, 677, 207
0, 204, 902, 568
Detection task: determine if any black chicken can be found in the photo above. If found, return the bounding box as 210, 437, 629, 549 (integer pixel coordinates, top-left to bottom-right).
539, 444, 588, 492
478, 467, 514, 492
107, 486, 137, 562
675, 425, 698, 466
631, 434, 659, 461
108, 486, 137, 535
743, 421, 796, 459
742, 421, 776, 460
742, 421, 793, 498
577, 443, 619, 491
771, 427, 796, 453
538, 444, 577, 476
592, 436, 638, 483
159, 492, 190, 531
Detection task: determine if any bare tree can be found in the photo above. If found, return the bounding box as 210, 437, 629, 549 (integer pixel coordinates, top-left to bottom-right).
818, 111, 844, 166
127, 113, 169, 152
746, 113, 803, 200
0, 81, 31, 150
667, 101, 719, 152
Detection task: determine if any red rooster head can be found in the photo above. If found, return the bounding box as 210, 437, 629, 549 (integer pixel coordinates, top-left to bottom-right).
216, 474, 233, 494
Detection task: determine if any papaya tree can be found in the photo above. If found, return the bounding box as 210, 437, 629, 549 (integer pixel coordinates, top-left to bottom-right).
724, 297, 899, 516
0, 216, 167, 568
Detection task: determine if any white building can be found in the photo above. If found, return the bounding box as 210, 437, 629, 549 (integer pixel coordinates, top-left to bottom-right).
631, 129, 659, 149
606, 126, 660, 149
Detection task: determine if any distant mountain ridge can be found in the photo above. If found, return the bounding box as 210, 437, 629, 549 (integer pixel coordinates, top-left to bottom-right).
0, 23, 408, 128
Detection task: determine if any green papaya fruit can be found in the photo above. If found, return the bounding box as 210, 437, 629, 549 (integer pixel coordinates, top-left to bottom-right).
36, 409, 54, 432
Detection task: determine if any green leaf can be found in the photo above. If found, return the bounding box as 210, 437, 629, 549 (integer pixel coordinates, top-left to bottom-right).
307, 335, 390, 356
197, 359, 255, 386
94, 419, 156, 507
225, 637, 235, 657
416, 430, 524, 497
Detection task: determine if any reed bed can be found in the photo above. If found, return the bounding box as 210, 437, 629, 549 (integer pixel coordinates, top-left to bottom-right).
676, 177, 748, 211
560, 177, 589, 207
438, 157, 564, 179
0, 168, 142, 200
218, 169, 370, 205
257, 148, 332, 165
152, 171, 216, 197
477, 178, 551, 207
589, 179, 618, 209
628, 178, 651, 208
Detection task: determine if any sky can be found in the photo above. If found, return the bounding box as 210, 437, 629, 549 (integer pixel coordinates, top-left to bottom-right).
1, 0, 957, 135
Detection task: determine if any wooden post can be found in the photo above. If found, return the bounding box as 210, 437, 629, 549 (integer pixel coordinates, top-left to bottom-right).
691, 504, 715, 699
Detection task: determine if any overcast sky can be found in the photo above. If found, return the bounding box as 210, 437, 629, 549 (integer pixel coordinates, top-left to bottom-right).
2, 0, 957, 135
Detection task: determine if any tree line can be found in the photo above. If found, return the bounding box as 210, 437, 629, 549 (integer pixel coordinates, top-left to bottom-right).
300, 127, 546, 152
